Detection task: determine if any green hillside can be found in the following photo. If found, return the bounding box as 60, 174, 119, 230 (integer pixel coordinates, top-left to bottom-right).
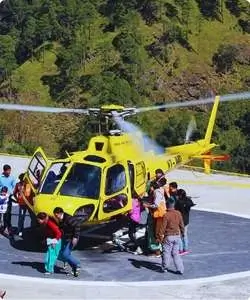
0, 0, 249, 172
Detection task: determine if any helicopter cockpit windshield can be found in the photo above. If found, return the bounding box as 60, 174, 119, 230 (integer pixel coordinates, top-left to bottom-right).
59, 163, 101, 199
40, 162, 69, 194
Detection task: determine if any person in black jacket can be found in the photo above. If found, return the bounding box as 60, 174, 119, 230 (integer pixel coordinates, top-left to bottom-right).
53, 207, 81, 277
175, 189, 196, 255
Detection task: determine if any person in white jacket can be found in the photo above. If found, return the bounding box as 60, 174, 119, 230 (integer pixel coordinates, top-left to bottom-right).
0, 186, 9, 230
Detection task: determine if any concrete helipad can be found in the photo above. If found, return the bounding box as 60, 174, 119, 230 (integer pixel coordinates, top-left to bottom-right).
1, 155, 250, 299
1, 209, 250, 283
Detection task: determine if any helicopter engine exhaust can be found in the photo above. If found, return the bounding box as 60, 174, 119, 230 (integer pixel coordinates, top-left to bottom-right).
113, 115, 164, 154
185, 116, 197, 144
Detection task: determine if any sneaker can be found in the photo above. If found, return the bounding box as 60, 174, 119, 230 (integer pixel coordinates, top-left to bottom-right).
44, 272, 52, 275
176, 270, 183, 275
134, 246, 143, 255
62, 262, 68, 270
3, 228, 10, 235
18, 232, 23, 237
148, 253, 161, 258
72, 266, 81, 277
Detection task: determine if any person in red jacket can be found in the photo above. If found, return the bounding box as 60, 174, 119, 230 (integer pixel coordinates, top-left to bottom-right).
37, 212, 62, 275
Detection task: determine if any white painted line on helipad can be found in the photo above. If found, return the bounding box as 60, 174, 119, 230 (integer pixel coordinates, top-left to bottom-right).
193, 207, 250, 219
1, 270, 250, 287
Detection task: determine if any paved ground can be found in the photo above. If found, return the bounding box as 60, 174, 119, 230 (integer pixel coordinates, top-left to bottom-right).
1, 155, 250, 299
2, 209, 250, 282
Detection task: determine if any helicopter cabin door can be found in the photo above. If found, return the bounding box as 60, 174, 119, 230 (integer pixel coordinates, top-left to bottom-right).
98, 162, 131, 220
25, 147, 49, 195
134, 161, 146, 196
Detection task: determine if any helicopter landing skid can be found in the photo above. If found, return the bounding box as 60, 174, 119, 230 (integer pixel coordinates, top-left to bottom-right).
110, 227, 145, 254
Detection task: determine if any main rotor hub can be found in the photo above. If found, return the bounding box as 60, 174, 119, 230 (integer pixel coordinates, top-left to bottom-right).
86, 105, 136, 136
88, 105, 136, 120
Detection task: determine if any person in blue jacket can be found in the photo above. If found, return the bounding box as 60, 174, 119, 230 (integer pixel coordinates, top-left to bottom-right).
0, 165, 16, 234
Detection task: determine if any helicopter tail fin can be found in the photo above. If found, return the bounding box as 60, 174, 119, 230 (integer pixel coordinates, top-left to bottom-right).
204, 95, 220, 145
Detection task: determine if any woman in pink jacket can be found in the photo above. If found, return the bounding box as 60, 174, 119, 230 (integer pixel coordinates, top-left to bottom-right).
128, 192, 143, 254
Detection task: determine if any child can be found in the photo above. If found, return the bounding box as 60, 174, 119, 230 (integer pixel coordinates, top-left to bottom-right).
0, 187, 9, 231
175, 189, 196, 254
37, 212, 62, 274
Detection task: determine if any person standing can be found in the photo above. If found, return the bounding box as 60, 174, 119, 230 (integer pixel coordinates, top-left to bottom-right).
127, 192, 143, 254
144, 177, 167, 257
146, 169, 165, 200
0, 187, 9, 232
13, 173, 36, 236
53, 207, 81, 277
157, 197, 185, 274
0, 165, 16, 234
175, 189, 196, 254
37, 212, 62, 275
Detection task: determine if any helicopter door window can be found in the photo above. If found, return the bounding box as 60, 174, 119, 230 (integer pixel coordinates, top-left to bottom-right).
40, 163, 69, 194
105, 164, 126, 196
103, 194, 128, 213
28, 153, 46, 188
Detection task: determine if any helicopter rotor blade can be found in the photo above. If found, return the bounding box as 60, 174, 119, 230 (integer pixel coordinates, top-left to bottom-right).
135, 91, 250, 113
0, 104, 90, 114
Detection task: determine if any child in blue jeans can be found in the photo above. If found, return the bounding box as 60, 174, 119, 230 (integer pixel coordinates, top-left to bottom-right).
0, 187, 9, 230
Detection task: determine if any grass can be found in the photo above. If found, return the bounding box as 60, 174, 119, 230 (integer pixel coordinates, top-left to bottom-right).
11, 46, 58, 105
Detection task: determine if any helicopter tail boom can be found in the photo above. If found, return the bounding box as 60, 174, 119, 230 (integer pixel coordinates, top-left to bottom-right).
204, 95, 220, 145
166, 95, 224, 173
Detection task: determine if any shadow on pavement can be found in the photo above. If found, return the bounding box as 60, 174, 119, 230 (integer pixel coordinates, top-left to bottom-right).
12, 261, 67, 274
12, 261, 45, 273
128, 258, 162, 272
10, 227, 45, 253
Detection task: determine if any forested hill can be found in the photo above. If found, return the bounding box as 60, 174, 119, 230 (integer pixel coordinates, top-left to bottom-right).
0, 0, 250, 173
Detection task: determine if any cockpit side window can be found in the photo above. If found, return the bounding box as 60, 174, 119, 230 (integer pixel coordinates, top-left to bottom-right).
40, 162, 69, 194
105, 164, 126, 196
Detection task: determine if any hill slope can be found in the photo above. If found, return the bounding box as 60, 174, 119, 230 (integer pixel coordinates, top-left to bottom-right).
0, 0, 249, 172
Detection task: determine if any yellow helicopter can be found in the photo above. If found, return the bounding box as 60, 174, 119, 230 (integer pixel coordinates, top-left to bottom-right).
0, 92, 249, 224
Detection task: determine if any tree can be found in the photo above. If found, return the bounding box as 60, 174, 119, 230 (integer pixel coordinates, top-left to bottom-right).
196, 0, 222, 21
239, 19, 250, 33
225, 0, 243, 17
17, 16, 37, 62
0, 34, 16, 97
138, 0, 159, 25
0, 34, 16, 76
213, 44, 239, 73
